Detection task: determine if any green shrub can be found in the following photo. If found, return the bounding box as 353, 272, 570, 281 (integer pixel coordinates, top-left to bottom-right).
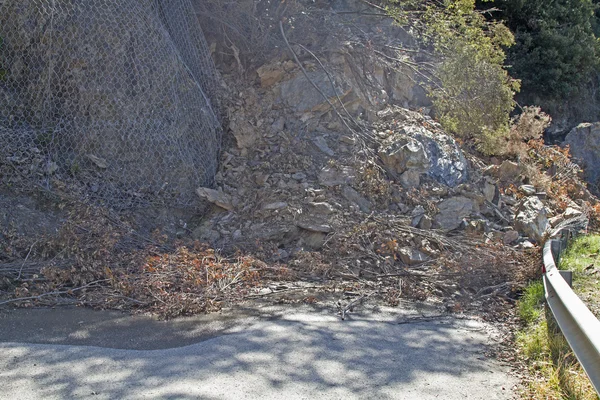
493, 0, 599, 98
386, 0, 519, 155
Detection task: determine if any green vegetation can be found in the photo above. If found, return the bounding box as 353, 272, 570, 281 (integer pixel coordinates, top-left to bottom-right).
386, 0, 519, 155
560, 234, 600, 319
491, 0, 599, 99
517, 280, 544, 324
516, 235, 600, 399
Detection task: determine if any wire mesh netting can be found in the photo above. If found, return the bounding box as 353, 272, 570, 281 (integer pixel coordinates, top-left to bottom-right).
0, 0, 222, 208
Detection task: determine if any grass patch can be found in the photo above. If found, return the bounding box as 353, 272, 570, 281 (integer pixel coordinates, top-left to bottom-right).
516, 234, 600, 399
559, 234, 600, 320
518, 281, 544, 324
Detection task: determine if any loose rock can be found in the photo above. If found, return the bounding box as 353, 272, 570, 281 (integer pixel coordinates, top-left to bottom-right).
318, 166, 356, 187
503, 230, 520, 245
514, 196, 550, 242
434, 197, 477, 231
398, 247, 429, 266
341, 186, 372, 213
196, 187, 234, 211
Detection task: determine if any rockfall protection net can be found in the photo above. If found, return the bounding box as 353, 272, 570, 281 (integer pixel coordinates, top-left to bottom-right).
0, 0, 222, 208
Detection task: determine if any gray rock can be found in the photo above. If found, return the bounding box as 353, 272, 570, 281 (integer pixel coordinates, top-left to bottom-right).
399, 169, 421, 188
307, 202, 335, 215
255, 225, 300, 243
379, 136, 429, 174
263, 202, 288, 210
403, 125, 468, 187
291, 172, 307, 181
417, 215, 433, 230
519, 185, 536, 196
300, 231, 328, 250
196, 187, 234, 211
271, 117, 286, 132
410, 205, 426, 227
503, 230, 520, 245
273, 249, 290, 261
411, 205, 426, 217
486, 160, 521, 182
483, 179, 497, 203
434, 197, 477, 231
380, 125, 468, 187
398, 247, 429, 266
341, 186, 372, 213
297, 222, 333, 233
565, 122, 600, 187
318, 166, 356, 187
521, 240, 536, 249
564, 207, 583, 218
313, 137, 335, 156
514, 196, 550, 242
279, 71, 350, 113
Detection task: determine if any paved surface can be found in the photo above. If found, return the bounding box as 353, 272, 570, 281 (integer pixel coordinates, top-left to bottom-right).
0, 305, 518, 399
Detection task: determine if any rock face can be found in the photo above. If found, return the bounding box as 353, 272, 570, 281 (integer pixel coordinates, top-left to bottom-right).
380, 125, 468, 188
565, 122, 600, 187
514, 196, 550, 242
434, 197, 477, 230
0, 0, 222, 206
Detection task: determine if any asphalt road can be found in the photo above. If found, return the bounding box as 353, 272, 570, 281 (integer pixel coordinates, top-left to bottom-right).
0, 305, 518, 399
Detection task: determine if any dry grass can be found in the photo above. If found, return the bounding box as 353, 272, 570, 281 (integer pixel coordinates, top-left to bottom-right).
517, 250, 599, 399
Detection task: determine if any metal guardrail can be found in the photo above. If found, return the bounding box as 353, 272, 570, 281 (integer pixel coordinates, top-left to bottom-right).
543, 234, 600, 393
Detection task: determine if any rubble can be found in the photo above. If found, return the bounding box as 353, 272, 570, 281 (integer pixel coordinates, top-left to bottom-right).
434, 197, 478, 231
3, 0, 599, 320
514, 197, 550, 242
398, 247, 429, 266
196, 187, 234, 211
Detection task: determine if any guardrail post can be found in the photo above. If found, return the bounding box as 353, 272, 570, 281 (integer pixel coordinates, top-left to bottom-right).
558, 270, 573, 288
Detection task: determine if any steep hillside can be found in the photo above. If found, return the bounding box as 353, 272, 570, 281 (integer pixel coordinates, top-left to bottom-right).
0, 0, 597, 323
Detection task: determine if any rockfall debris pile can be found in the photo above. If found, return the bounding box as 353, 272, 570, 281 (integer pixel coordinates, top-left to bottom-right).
1, 0, 597, 319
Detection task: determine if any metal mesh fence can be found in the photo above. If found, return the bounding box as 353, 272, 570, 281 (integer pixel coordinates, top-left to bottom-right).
0, 0, 222, 208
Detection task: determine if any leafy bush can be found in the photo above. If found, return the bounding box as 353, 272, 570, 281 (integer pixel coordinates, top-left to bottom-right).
493, 0, 599, 98
386, 0, 520, 155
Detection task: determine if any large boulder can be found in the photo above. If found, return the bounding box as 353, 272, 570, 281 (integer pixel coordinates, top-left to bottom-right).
379, 136, 429, 174
565, 122, 600, 187
514, 196, 550, 242
379, 125, 468, 188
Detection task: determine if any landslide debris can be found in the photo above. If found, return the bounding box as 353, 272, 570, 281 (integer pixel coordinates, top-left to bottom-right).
1, 0, 597, 320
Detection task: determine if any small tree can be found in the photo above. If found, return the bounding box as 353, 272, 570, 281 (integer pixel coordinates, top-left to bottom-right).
386, 0, 520, 155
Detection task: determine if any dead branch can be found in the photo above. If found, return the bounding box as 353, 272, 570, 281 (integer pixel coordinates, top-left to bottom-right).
0, 279, 109, 306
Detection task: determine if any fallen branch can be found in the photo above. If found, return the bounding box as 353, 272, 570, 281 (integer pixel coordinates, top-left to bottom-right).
337, 291, 376, 320
0, 279, 109, 306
